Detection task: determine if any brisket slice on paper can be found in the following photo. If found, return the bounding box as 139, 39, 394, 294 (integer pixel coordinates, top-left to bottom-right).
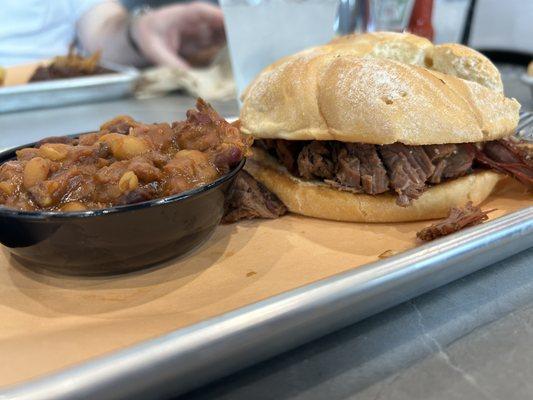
222, 170, 287, 223
416, 202, 495, 241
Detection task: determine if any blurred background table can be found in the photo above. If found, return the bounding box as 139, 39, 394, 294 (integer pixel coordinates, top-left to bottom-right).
0, 65, 531, 400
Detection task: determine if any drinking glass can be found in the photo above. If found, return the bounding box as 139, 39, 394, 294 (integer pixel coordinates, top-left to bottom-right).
367, 0, 415, 32
336, 0, 415, 34
220, 0, 339, 98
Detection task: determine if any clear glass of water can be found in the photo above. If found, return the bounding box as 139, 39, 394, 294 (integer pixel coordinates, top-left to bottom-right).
367, 0, 414, 32
220, 0, 339, 98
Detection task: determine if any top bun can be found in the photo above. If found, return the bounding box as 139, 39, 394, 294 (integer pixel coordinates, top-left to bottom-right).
240, 32, 519, 145
326, 33, 503, 92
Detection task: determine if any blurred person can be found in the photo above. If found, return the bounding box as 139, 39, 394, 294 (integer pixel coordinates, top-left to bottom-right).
0, 0, 226, 68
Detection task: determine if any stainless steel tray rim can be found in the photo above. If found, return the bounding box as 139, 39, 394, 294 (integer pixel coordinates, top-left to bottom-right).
0, 73, 138, 94
0, 62, 140, 114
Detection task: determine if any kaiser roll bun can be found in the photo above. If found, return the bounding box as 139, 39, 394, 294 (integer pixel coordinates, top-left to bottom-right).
239, 32, 517, 223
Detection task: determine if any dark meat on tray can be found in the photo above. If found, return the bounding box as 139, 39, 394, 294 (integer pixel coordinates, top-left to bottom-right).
29, 49, 112, 82
222, 170, 287, 223
416, 202, 494, 241
473, 140, 533, 188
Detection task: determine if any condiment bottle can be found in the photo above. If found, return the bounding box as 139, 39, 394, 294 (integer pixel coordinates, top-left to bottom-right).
408, 0, 434, 41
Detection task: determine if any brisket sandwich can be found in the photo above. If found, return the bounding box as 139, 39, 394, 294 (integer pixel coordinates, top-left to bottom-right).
239, 32, 531, 222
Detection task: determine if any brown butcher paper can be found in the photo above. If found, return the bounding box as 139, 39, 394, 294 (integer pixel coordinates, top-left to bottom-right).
0, 179, 531, 387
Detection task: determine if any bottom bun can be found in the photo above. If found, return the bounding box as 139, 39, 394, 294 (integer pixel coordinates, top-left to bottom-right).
246, 147, 504, 222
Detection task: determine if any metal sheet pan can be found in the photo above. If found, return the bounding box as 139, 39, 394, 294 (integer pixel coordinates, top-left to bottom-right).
0, 62, 139, 114
2, 206, 531, 400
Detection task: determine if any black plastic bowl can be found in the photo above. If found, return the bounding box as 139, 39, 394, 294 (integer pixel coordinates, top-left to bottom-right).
0, 143, 245, 275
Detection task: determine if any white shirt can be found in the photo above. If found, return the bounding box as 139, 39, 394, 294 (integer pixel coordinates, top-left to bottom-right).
0, 0, 107, 66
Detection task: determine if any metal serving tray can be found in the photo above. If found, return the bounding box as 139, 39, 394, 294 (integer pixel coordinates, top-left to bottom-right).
0, 62, 139, 114
2, 206, 532, 400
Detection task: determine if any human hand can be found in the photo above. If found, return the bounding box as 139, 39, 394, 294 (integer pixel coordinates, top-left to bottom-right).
132, 2, 226, 69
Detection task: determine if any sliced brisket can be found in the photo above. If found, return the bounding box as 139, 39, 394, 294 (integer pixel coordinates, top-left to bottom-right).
256, 139, 302, 174
326, 143, 390, 194
275, 140, 303, 174
331, 146, 362, 192
297, 141, 335, 179
425, 144, 455, 184
351, 144, 390, 194
416, 202, 494, 241
222, 170, 287, 223
257, 137, 531, 210
423, 144, 456, 162
440, 144, 475, 180
474, 140, 533, 188
425, 144, 477, 184
334, 144, 362, 190
379, 143, 434, 206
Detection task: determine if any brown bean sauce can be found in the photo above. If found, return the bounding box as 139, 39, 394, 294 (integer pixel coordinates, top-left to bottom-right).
0, 99, 251, 212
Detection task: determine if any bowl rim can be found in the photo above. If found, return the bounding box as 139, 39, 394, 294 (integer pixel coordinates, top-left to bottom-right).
0, 138, 245, 220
